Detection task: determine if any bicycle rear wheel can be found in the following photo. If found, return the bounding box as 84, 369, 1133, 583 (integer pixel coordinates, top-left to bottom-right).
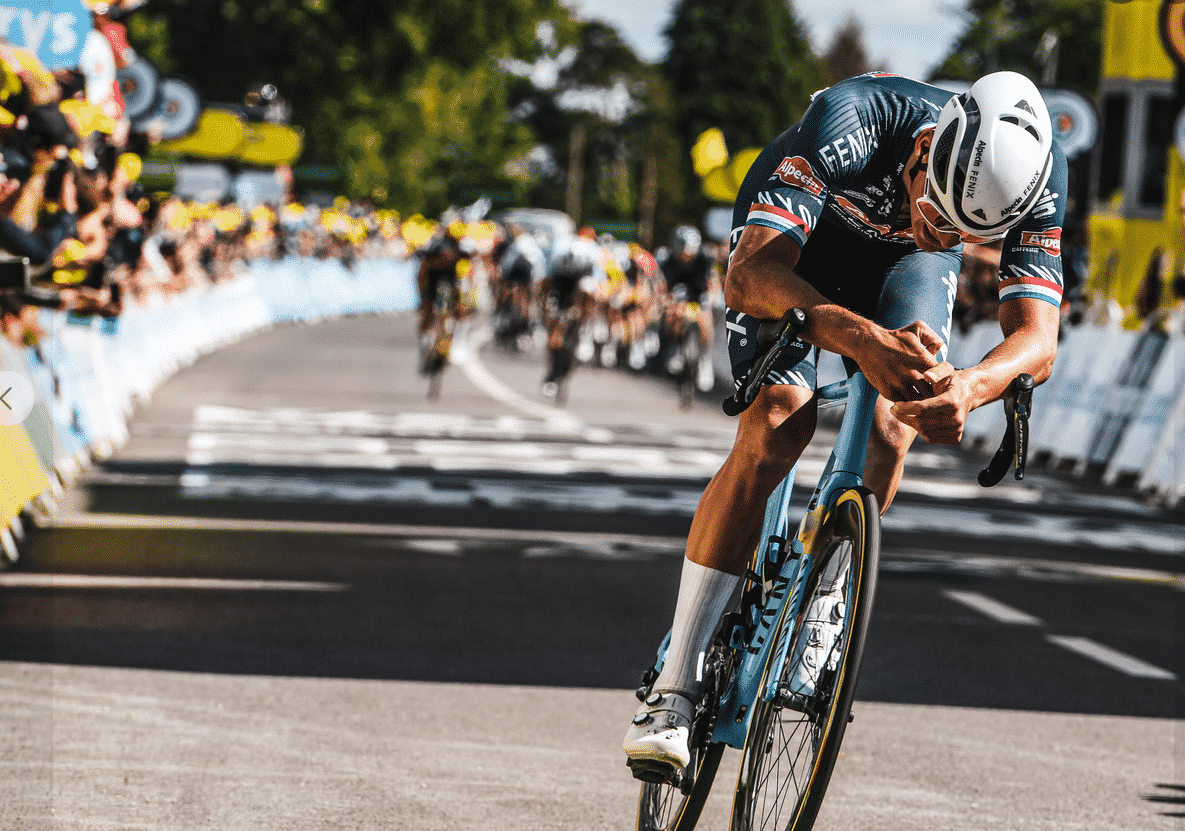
731, 487, 880, 831
636, 637, 731, 831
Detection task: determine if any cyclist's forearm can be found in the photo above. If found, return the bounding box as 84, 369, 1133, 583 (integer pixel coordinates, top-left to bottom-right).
727, 261, 885, 362
726, 225, 888, 359
959, 298, 1058, 408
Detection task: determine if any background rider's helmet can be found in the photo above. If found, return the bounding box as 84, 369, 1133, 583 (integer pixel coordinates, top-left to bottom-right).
668, 224, 702, 257
926, 71, 1053, 239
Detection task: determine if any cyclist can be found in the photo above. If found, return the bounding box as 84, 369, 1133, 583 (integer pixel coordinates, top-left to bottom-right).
611, 242, 661, 370
415, 218, 466, 371
494, 223, 545, 348
657, 225, 719, 391
624, 71, 1066, 774
539, 230, 604, 398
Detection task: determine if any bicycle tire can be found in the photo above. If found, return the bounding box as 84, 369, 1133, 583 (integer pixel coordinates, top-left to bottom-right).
636, 637, 732, 831
730, 487, 880, 831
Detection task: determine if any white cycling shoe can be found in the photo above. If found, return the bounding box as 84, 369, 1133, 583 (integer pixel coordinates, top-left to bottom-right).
623, 689, 696, 772
786, 593, 845, 698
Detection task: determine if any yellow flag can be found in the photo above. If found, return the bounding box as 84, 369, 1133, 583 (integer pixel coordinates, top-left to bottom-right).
691, 128, 729, 178
702, 167, 738, 203
730, 148, 762, 186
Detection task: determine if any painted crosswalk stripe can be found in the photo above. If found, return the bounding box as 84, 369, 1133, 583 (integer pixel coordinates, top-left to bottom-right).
942, 590, 1043, 625
1045, 635, 1177, 681
0, 574, 346, 592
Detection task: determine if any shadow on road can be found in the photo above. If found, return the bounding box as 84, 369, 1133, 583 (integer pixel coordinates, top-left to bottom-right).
3, 516, 1181, 723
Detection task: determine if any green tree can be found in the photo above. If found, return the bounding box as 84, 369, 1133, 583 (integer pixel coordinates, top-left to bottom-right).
932, 0, 1103, 96
125, 0, 571, 213
822, 17, 879, 86
506, 20, 677, 243
661, 0, 825, 223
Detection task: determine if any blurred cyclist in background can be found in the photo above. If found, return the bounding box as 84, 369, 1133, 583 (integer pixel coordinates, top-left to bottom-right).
415, 216, 467, 368
657, 224, 719, 392
538, 229, 605, 399
494, 222, 545, 350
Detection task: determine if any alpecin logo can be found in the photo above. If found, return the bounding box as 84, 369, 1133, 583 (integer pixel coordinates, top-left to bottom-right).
1020, 229, 1061, 256
774, 156, 825, 197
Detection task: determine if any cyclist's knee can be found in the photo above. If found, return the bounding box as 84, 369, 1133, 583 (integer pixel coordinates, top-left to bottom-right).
870, 400, 915, 458
734, 385, 817, 471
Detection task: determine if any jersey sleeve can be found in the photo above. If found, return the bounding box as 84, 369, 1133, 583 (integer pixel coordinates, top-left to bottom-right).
742, 102, 839, 248
996, 142, 1068, 308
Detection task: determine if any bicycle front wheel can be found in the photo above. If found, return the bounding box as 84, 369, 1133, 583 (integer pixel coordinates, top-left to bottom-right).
731, 487, 880, 831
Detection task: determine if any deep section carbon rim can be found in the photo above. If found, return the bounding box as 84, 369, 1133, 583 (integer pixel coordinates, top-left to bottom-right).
731, 488, 880, 831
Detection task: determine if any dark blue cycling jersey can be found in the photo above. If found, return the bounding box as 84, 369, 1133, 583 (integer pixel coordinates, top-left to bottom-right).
729, 73, 1068, 308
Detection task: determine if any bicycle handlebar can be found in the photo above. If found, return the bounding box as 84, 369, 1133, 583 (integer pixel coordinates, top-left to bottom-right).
722, 307, 808, 417
977, 373, 1035, 487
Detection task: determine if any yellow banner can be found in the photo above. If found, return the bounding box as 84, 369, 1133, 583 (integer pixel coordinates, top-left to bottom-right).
157, 109, 247, 157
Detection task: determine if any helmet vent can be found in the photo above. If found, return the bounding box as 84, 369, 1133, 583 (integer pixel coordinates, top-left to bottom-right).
932, 120, 958, 192
972, 208, 987, 220
1015, 99, 1036, 116
1000, 114, 1042, 142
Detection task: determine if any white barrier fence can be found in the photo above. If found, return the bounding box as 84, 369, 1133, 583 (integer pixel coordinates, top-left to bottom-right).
1, 257, 419, 554
948, 319, 1182, 506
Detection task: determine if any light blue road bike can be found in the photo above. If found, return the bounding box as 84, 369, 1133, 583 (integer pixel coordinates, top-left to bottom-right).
634, 309, 1034, 831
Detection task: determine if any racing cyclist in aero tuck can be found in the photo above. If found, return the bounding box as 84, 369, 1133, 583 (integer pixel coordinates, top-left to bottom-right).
623, 71, 1067, 777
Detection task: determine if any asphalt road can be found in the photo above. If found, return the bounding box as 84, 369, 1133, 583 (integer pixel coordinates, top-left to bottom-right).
2, 311, 1182, 830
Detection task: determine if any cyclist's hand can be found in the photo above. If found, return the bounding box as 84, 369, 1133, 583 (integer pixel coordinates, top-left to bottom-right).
859, 321, 943, 402
889, 362, 974, 444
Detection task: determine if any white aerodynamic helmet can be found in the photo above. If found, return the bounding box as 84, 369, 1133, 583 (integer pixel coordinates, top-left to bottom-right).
926, 71, 1053, 239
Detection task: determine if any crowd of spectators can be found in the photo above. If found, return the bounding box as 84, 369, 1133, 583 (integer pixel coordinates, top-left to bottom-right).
0, 8, 424, 354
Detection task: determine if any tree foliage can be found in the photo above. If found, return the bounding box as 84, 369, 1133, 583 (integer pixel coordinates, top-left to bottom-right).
932, 0, 1102, 96
661, 0, 824, 220
823, 18, 878, 86
126, 0, 572, 213
663, 0, 823, 153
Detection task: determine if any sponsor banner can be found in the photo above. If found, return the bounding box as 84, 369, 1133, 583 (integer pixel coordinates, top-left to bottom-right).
0, 0, 90, 70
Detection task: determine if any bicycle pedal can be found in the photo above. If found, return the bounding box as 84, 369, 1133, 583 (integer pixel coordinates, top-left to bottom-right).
627, 758, 680, 786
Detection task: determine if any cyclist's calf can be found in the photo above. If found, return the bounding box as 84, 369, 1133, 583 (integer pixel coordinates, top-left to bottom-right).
864, 398, 917, 512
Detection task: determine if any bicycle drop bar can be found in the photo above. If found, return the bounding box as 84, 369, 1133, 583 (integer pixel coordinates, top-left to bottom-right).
977, 373, 1035, 487
722, 307, 808, 417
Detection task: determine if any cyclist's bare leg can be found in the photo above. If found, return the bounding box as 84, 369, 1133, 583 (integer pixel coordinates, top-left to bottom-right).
418, 298, 433, 335
686, 383, 818, 575
641, 383, 816, 704
863, 397, 918, 513
696, 307, 713, 349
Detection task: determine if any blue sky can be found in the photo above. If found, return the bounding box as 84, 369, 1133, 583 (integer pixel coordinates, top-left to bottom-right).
565, 0, 969, 82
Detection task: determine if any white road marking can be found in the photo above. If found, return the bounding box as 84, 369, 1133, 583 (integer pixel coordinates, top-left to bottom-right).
1045, 635, 1178, 681
44, 511, 689, 543
884, 505, 1185, 556
0, 574, 346, 592
943, 590, 1043, 625
450, 324, 581, 430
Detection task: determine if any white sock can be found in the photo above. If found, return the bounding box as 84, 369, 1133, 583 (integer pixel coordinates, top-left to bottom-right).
653, 558, 741, 699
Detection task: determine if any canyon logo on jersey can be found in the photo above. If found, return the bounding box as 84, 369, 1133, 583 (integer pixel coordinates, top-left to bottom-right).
773, 156, 825, 197
1019, 229, 1061, 257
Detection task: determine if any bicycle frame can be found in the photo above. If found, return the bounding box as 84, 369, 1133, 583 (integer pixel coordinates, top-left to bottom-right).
651, 369, 881, 750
